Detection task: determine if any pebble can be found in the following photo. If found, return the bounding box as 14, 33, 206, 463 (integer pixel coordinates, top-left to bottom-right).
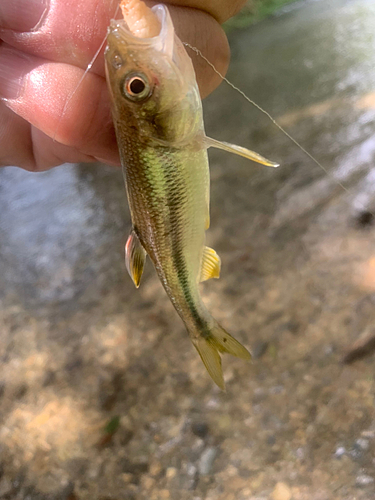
149, 462, 162, 477
186, 463, 197, 477
295, 447, 305, 460
355, 438, 370, 451
198, 447, 218, 476
0, 478, 12, 497
121, 473, 133, 483
141, 476, 155, 489
166, 467, 177, 479
191, 422, 209, 439
361, 430, 375, 439
271, 482, 292, 500
334, 446, 346, 458
251, 340, 269, 359
356, 474, 374, 487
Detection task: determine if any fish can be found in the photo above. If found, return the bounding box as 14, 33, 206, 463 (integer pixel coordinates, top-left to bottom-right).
104, 0, 279, 389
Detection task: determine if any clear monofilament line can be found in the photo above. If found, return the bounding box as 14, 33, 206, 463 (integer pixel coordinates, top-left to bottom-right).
183, 42, 354, 200
53, 3, 121, 142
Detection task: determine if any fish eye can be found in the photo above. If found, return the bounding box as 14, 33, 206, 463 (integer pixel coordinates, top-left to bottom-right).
121, 73, 151, 102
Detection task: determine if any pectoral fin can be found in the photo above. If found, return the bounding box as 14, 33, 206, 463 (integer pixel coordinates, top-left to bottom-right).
125, 230, 147, 288
204, 136, 279, 168
200, 246, 221, 282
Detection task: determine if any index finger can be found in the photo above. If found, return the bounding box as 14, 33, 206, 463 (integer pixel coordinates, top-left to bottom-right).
0, 0, 229, 92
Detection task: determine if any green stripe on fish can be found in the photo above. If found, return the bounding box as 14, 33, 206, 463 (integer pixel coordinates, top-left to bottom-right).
104, 4, 277, 389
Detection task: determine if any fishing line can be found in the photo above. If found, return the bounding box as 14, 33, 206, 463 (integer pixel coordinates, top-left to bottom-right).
52, 3, 121, 142
183, 41, 356, 202
56, 6, 372, 217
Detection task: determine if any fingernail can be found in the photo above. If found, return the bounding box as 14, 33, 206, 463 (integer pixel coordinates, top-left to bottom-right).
0, 0, 49, 32
0, 47, 31, 99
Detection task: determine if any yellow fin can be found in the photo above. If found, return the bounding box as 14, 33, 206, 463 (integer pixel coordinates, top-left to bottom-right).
125, 230, 147, 288
205, 212, 210, 230
194, 337, 225, 390
193, 322, 251, 390
204, 136, 280, 168
200, 246, 221, 282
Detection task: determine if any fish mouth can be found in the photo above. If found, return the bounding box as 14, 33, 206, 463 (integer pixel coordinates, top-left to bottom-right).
106, 4, 197, 99
107, 5, 174, 59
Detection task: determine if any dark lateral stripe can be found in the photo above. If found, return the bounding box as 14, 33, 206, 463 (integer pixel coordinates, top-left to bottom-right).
163, 154, 206, 330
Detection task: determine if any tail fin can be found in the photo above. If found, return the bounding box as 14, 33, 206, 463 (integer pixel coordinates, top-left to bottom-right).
192, 323, 251, 390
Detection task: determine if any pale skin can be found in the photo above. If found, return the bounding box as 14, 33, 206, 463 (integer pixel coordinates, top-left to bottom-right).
0, 0, 247, 171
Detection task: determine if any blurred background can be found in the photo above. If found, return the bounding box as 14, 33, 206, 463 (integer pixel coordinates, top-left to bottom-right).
1, 0, 375, 499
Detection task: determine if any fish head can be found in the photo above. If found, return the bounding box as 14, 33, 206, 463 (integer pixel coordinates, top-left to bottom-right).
105, 5, 203, 146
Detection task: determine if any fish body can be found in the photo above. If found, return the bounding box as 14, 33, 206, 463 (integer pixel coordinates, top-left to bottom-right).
105, 4, 277, 388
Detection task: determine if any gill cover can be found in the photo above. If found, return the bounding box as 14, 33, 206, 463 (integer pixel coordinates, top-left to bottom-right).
105, 4, 202, 146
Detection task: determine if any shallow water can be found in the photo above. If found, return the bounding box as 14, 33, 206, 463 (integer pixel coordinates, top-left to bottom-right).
1, 0, 375, 498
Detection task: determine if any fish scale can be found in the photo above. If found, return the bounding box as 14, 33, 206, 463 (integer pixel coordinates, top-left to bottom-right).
104, 3, 278, 389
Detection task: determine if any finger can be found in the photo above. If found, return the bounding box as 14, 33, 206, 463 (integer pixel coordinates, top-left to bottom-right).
0, 0, 229, 97
0, 103, 98, 170
0, 44, 119, 167
0, 0, 119, 72
169, 6, 229, 97
0, 101, 35, 168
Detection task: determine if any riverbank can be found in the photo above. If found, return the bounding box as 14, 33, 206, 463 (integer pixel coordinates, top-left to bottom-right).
225, 0, 299, 30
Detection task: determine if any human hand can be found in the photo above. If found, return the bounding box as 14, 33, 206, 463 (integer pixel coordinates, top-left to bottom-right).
0, 0, 247, 170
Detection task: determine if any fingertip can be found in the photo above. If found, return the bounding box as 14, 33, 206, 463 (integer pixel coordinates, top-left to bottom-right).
4, 54, 119, 165
168, 6, 230, 98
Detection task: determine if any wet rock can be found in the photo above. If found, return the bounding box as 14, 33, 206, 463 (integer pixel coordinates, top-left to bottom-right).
191, 422, 209, 439
118, 428, 134, 447
120, 459, 149, 476
271, 482, 292, 500
354, 438, 370, 451
282, 320, 300, 335
42, 370, 56, 387
266, 435, 276, 446
355, 211, 374, 228
252, 387, 267, 403
64, 356, 83, 372
67, 458, 88, 477
98, 372, 123, 411
343, 328, 375, 364
356, 474, 374, 487
198, 447, 218, 476
60, 481, 75, 499
149, 462, 162, 477
66, 494, 79, 500
251, 340, 269, 359
14, 383, 27, 399
0, 478, 12, 498
334, 446, 346, 458
165, 467, 177, 479
186, 463, 197, 478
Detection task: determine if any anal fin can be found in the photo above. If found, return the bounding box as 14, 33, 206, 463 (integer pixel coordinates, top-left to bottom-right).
200, 246, 221, 282
205, 212, 210, 230
125, 230, 147, 288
